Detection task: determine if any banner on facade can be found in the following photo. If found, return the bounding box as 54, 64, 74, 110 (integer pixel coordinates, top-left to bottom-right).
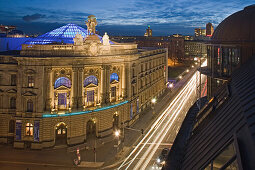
15, 120, 22, 140
34, 120, 40, 142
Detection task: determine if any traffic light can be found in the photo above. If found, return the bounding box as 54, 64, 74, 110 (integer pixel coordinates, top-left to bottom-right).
141, 129, 144, 135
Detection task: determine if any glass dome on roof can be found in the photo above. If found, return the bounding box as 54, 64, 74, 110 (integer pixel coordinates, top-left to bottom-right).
25, 23, 108, 45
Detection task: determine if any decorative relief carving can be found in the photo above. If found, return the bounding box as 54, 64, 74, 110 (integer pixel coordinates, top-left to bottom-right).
53, 68, 72, 80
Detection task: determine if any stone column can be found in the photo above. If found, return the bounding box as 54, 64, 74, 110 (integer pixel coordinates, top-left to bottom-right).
45, 67, 52, 111
105, 66, 110, 103
100, 66, 106, 104
77, 67, 84, 109
72, 68, 78, 109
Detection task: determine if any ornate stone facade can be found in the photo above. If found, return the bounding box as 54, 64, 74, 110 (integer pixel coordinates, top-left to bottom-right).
0, 17, 167, 149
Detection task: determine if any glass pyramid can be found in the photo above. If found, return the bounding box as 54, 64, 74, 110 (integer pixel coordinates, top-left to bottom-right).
25, 23, 111, 45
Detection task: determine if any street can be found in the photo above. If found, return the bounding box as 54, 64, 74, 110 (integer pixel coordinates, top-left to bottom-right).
118, 61, 207, 170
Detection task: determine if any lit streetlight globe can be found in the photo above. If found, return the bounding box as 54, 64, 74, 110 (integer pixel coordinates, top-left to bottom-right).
114, 130, 120, 137
151, 98, 156, 104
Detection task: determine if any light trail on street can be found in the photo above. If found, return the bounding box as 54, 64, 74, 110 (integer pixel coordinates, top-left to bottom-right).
118, 60, 207, 170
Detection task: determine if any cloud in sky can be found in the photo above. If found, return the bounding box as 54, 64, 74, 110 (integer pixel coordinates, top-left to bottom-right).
22, 13, 45, 22
0, 0, 254, 35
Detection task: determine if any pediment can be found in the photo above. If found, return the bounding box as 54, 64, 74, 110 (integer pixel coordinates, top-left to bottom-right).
111, 80, 119, 84
55, 85, 70, 91
6, 89, 17, 93
25, 69, 36, 74
23, 91, 37, 96
85, 83, 98, 88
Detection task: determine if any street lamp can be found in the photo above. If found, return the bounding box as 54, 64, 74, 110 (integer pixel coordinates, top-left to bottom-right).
151, 98, 156, 115
186, 69, 189, 73
114, 130, 120, 153
169, 83, 173, 88
179, 75, 182, 79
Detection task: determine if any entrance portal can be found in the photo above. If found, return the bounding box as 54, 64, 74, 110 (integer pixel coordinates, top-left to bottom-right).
55, 122, 67, 145
86, 119, 96, 139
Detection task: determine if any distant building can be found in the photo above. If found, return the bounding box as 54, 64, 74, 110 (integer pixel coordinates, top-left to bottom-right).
184, 40, 207, 59
6, 30, 25, 38
206, 22, 214, 37
144, 25, 152, 37
165, 5, 255, 170
195, 28, 206, 37
0, 25, 16, 35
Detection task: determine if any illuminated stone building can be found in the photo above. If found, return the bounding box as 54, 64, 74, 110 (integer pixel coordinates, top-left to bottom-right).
0, 16, 167, 149
165, 5, 255, 170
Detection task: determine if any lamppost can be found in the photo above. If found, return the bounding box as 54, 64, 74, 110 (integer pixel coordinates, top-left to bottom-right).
114, 130, 120, 153
151, 98, 156, 115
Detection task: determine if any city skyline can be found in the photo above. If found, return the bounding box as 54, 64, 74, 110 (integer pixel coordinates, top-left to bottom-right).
0, 0, 253, 36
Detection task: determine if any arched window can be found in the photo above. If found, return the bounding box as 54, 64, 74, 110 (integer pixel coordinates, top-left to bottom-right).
27, 99, 33, 112
110, 73, 119, 83
84, 76, 98, 87
54, 77, 71, 89
10, 97, 16, 109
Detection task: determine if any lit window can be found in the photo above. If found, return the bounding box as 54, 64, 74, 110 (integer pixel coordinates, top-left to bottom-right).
54, 77, 71, 89
28, 76, 34, 87
25, 123, 33, 136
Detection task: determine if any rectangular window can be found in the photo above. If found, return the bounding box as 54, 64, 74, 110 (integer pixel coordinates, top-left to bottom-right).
58, 93, 67, 106
87, 90, 94, 103
28, 76, 34, 87
111, 86, 116, 99
25, 123, 33, 136
11, 74, 16, 86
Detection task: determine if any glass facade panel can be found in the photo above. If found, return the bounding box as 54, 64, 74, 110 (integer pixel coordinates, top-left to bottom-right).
24, 23, 114, 45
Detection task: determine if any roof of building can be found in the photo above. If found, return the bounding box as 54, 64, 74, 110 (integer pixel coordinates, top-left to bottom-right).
164, 57, 255, 170
24, 23, 105, 45
212, 4, 255, 43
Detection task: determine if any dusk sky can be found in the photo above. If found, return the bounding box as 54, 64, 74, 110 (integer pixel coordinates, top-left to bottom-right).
0, 0, 254, 36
